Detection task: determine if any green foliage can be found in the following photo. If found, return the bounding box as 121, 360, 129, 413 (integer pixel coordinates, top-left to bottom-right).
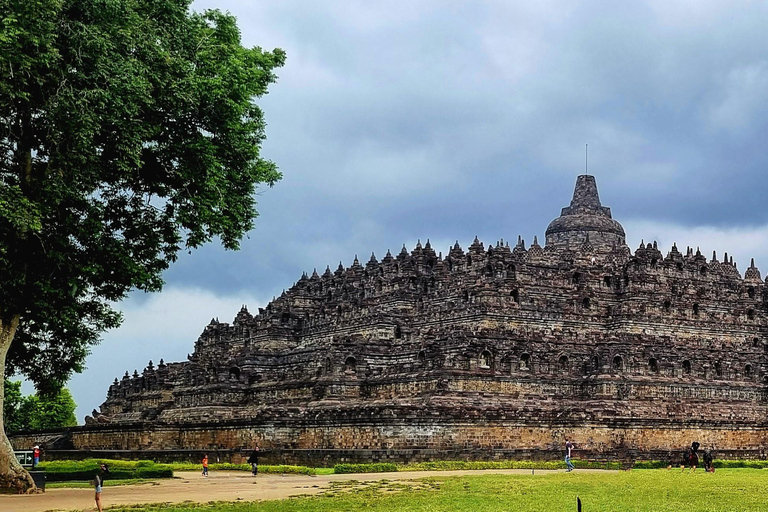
2, 380, 76, 431
0, 0, 285, 392
37, 458, 172, 481
333, 463, 398, 474
2, 379, 23, 431
633, 459, 768, 469
713, 459, 768, 469
331, 459, 618, 474
20, 387, 77, 429
46, 478, 159, 488
163, 462, 316, 475
400, 460, 563, 471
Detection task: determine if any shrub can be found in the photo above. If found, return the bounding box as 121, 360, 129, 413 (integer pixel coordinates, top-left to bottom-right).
633, 460, 669, 469
333, 463, 399, 474
36, 459, 173, 482
162, 462, 316, 475
399, 460, 617, 472
713, 459, 768, 469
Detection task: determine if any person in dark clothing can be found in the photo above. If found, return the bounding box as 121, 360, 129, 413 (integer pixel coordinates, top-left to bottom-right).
247, 446, 260, 475
703, 449, 714, 472
564, 439, 575, 472
94, 463, 109, 512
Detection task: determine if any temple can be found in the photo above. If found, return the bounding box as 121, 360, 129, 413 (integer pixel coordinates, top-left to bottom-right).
18, 175, 767, 464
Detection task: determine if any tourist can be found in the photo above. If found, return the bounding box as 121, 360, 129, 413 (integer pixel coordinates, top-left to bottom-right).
32, 445, 40, 467
202, 454, 209, 476
565, 438, 575, 472
248, 446, 260, 476
703, 449, 714, 472
93, 463, 109, 512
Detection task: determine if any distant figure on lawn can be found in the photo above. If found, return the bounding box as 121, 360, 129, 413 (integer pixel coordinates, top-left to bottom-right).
703, 449, 715, 472
202, 454, 209, 476
248, 446, 260, 476
681, 441, 700, 471
565, 438, 575, 472
94, 463, 109, 512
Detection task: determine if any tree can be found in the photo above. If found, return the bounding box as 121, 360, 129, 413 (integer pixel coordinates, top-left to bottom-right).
0, 0, 285, 491
2, 380, 23, 432
3, 382, 77, 431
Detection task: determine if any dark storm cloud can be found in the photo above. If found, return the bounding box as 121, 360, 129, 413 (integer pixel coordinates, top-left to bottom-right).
168, 0, 768, 296
67, 0, 768, 420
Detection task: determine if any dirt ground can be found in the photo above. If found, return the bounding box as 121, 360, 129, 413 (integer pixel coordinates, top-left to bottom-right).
0, 468, 593, 512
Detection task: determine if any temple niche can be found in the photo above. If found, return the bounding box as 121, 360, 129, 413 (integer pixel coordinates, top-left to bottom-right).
88, 175, 768, 462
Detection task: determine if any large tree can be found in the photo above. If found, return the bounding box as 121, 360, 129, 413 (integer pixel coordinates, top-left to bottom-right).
0, 0, 285, 491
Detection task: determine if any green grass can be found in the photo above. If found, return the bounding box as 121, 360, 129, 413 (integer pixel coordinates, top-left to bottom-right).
103, 469, 768, 512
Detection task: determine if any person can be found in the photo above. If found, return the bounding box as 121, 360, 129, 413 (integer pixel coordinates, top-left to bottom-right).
32, 445, 40, 468
703, 449, 714, 472
247, 446, 260, 476
565, 438, 575, 472
202, 454, 209, 476
94, 463, 109, 512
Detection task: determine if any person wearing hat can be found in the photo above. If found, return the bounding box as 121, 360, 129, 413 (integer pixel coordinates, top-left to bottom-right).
32, 445, 40, 467
94, 463, 109, 512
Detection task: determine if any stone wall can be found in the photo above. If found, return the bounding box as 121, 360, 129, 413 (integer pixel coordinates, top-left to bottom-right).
12, 419, 768, 464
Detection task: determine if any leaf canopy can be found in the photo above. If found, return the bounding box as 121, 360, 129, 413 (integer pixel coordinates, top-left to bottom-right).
0, 0, 285, 391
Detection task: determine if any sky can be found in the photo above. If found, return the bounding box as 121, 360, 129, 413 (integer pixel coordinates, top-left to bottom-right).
46, 0, 768, 422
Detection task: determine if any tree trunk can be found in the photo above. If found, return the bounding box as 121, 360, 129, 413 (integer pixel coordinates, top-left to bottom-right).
0, 313, 37, 493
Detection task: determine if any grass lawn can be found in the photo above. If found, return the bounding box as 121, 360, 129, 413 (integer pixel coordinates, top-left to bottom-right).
105, 468, 768, 512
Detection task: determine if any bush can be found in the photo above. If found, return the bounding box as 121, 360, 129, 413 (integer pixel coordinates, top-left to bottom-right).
633, 460, 669, 469
37, 459, 173, 482
399, 460, 618, 472
333, 463, 399, 474
260, 465, 317, 476
713, 459, 768, 469
163, 462, 316, 475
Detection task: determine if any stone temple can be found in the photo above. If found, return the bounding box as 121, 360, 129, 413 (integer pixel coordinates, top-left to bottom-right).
28, 175, 768, 463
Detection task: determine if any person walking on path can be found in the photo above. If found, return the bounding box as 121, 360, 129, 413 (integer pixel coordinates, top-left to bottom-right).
565, 438, 575, 472
247, 446, 260, 476
32, 445, 40, 468
202, 454, 209, 476
93, 463, 109, 512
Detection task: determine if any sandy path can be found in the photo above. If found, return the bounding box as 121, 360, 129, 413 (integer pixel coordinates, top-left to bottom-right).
0, 468, 604, 512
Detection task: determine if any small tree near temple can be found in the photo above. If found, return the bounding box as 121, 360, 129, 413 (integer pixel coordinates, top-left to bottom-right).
0, 0, 285, 491
3, 381, 77, 431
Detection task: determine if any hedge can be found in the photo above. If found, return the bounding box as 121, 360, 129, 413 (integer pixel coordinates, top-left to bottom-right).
628, 459, 768, 470
164, 462, 316, 475
401, 460, 620, 471
332, 460, 622, 474
37, 459, 173, 482
333, 463, 399, 474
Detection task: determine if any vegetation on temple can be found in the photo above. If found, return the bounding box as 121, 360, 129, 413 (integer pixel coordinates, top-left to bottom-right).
0, 0, 284, 491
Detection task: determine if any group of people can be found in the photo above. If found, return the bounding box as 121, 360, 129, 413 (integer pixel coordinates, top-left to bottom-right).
201, 446, 260, 477
565, 439, 716, 473
673, 441, 715, 472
